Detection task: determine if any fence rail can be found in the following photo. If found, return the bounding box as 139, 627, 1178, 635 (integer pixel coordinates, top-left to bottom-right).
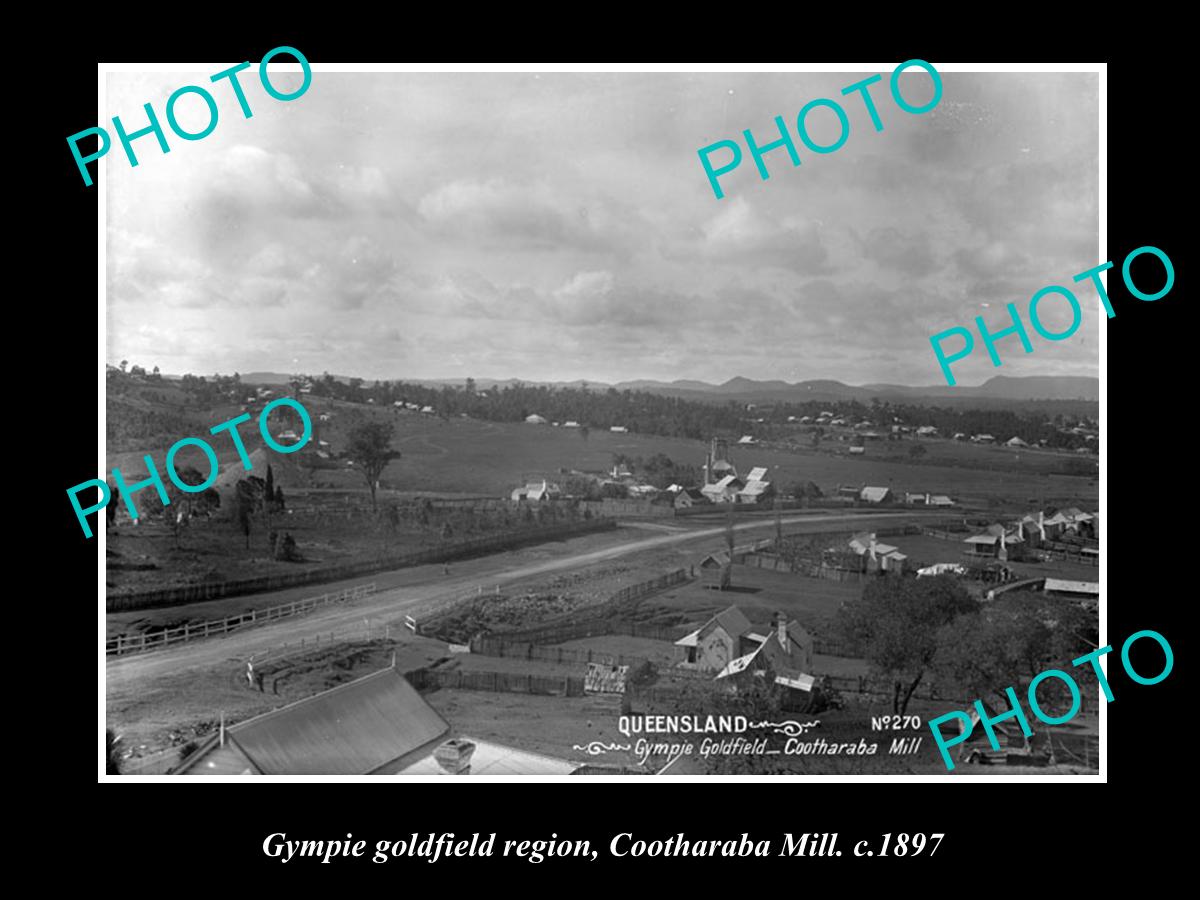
468, 569, 692, 645
106, 518, 616, 612
106, 583, 377, 657
406, 666, 587, 697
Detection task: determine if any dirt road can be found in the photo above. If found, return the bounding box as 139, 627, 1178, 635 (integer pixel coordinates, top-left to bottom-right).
106, 511, 940, 686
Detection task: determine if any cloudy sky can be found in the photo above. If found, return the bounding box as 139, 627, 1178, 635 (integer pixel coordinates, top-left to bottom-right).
106, 67, 1100, 386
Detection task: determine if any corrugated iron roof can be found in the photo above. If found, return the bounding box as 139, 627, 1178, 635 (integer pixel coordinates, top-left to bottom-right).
1043, 579, 1100, 595
220, 668, 449, 775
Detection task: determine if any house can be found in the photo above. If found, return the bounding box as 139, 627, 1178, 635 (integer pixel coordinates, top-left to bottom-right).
927, 494, 955, 507
848, 531, 908, 573
971, 434, 996, 444
1016, 512, 1047, 547
1059, 508, 1096, 535
859, 486, 892, 504
916, 426, 938, 437
175, 667, 451, 775
849, 445, 866, 455
674, 488, 709, 509
735, 466, 773, 504
611, 464, 633, 479
563, 421, 580, 428
835, 484, 862, 500
610, 426, 629, 433
524, 414, 548, 425
962, 524, 1024, 561
1042, 511, 1072, 539
420, 405, 435, 415
714, 613, 815, 687
511, 480, 560, 502
697, 553, 734, 591
701, 474, 744, 504
737, 435, 757, 445
1006, 436, 1029, 448
953, 432, 967, 441
904, 492, 928, 505
675, 604, 753, 669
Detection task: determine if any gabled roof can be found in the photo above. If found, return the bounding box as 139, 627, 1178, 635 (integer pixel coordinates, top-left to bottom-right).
964, 534, 999, 545
860, 486, 891, 502
745, 466, 768, 482
738, 481, 771, 497
715, 619, 811, 679
698, 605, 753, 641
707, 475, 742, 491
177, 668, 449, 775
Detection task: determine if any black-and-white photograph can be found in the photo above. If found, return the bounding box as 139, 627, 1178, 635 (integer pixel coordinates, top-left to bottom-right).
100, 64, 1102, 778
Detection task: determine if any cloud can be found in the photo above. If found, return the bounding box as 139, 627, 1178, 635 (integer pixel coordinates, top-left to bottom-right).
858, 226, 938, 278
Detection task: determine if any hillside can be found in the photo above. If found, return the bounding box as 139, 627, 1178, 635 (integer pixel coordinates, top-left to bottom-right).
230, 372, 1099, 405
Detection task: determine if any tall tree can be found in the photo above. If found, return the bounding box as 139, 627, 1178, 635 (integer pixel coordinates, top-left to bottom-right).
345, 421, 399, 511
836, 575, 978, 715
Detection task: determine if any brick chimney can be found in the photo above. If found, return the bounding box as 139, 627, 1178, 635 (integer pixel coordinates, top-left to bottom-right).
433, 739, 476, 775
868, 534, 877, 561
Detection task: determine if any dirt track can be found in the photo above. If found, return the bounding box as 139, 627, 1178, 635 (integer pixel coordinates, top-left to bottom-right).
106, 511, 942, 687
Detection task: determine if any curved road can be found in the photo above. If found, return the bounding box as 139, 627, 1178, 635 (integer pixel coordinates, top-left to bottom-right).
106, 511, 944, 684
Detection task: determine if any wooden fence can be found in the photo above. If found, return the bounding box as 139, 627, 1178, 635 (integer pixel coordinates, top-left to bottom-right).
106, 583, 376, 656
406, 666, 587, 697
472, 569, 692, 646
106, 518, 616, 612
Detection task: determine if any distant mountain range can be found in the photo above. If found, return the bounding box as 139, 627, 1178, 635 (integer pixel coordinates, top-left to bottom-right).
236, 372, 1098, 404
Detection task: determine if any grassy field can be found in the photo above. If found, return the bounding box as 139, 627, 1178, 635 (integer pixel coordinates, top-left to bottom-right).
109, 392, 1098, 508
640, 564, 863, 637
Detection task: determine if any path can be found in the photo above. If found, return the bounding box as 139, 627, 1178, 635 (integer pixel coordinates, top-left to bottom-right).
106, 510, 941, 685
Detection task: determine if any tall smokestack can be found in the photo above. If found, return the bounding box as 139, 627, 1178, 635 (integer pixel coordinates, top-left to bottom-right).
777, 615, 787, 649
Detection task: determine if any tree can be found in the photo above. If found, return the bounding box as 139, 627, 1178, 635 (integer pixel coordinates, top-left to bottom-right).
274, 486, 285, 509
345, 421, 399, 511
233, 477, 267, 549
836, 575, 978, 715
933, 591, 1098, 709
265, 464, 275, 509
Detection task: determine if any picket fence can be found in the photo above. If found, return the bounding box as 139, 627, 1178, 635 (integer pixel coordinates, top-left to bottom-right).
106, 583, 376, 656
